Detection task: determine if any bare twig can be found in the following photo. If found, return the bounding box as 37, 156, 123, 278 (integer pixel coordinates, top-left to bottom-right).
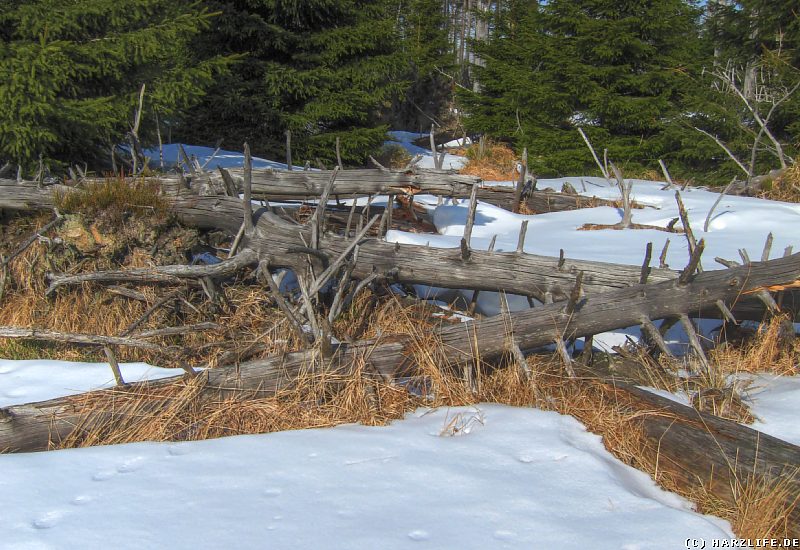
658, 159, 674, 190
103, 347, 127, 387
0, 212, 64, 269
703, 178, 736, 232
242, 143, 254, 232
577, 128, 610, 179
694, 127, 749, 176
610, 163, 633, 228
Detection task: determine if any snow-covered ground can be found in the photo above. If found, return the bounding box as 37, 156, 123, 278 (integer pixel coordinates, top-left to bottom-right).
387, 130, 468, 170
0, 405, 732, 549
746, 374, 800, 446
3, 140, 800, 548
0, 360, 178, 407
144, 143, 304, 171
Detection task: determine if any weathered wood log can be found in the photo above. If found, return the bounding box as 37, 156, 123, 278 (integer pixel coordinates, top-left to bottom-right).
0, 180, 73, 211
8, 181, 650, 300
44, 250, 257, 295
410, 251, 800, 367
0, 348, 335, 453
605, 382, 800, 537
175, 191, 671, 301
0, 326, 176, 352
3, 180, 794, 319
477, 187, 626, 214
727, 168, 787, 196
189, 167, 629, 214
4, 252, 800, 453
185, 167, 482, 200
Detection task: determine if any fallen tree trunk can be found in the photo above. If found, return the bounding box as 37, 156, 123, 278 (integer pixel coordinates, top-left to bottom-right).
175, 190, 671, 301
191, 166, 481, 200
2, 180, 790, 318
2, 182, 667, 300
605, 381, 800, 537
4, 252, 800, 454
476, 187, 625, 214
0, 326, 177, 352
0, 180, 72, 210
196, 168, 628, 214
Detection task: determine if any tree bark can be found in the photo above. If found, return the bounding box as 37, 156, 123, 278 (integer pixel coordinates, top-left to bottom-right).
604, 381, 800, 538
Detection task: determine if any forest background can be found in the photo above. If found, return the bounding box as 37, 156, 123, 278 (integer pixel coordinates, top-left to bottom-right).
1, 0, 798, 183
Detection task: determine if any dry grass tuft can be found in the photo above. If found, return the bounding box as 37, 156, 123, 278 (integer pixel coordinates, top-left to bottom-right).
531, 358, 795, 538
0, 212, 292, 366
55, 178, 169, 231
460, 140, 519, 181
687, 363, 756, 424
712, 316, 799, 377
374, 144, 412, 170
728, 471, 800, 539
759, 162, 800, 203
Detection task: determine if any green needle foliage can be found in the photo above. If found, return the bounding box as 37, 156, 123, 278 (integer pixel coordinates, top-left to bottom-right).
178, 0, 407, 166
0, 0, 232, 171
459, 0, 704, 177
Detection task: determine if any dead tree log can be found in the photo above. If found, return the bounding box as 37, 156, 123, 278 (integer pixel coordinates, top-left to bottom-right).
44, 250, 256, 295
0, 180, 73, 210
2, 180, 793, 319
171, 191, 672, 301
477, 187, 626, 214
0, 326, 177, 352
2, 181, 658, 300
188, 167, 627, 214
605, 382, 800, 537
181, 167, 481, 200
4, 252, 800, 454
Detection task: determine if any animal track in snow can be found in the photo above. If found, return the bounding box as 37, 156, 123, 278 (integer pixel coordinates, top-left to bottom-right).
493, 530, 516, 540
91, 470, 116, 482
116, 456, 145, 473
32, 511, 63, 530
71, 495, 93, 506
166, 445, 189, 457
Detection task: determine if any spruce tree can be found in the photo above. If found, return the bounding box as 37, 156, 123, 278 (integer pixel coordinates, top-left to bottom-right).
393, 0, 454, 131
0, 0, 230, 170
460, 0, 704, 177
178, 1, 407, 166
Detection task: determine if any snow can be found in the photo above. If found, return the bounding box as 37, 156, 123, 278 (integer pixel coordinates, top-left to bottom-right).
144, 143, 302, 171
743, 374, 800, 446
0, 360, 179, 407
428, 177, 800, 270
0, 405, 733, 549
386, 131, 468, 170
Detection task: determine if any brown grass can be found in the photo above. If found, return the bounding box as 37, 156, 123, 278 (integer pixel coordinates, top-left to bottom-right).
55, 177, 169, 231
759, 162, 800, 203
0, 212, 292, 366
459, 140, 520, 181
711, 315, 799, 377
374, 144, 412, 170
